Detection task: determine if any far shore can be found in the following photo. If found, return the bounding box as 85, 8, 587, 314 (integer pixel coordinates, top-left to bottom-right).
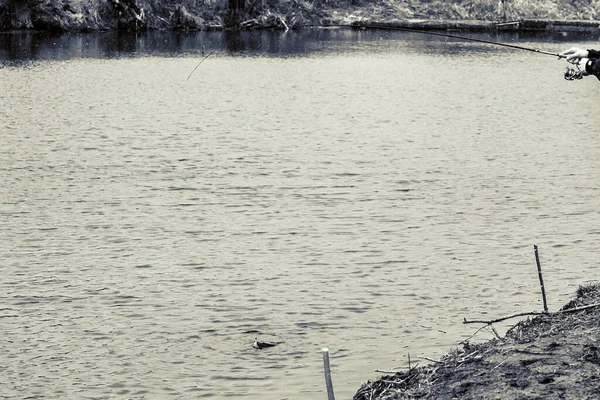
3, 0, 600, 35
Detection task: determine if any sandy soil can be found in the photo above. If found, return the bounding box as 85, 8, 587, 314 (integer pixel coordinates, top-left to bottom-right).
354, 283, 600, 399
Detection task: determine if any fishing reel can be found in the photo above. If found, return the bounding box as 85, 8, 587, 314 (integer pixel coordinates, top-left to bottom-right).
564, 65, 584, 81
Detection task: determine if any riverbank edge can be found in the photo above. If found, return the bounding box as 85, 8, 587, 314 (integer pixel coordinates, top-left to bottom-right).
350, 18, 600, 33
353, 282, 600, 399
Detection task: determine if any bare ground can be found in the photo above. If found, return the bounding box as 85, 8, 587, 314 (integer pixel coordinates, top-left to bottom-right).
354, 282, 600, 400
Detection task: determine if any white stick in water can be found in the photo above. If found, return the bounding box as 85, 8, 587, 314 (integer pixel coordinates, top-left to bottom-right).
322, 348, 335, 400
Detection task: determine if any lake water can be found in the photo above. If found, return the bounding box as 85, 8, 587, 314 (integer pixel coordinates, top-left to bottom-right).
1, 27, 599, 399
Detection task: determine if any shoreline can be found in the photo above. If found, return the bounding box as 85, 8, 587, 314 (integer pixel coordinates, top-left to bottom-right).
354, 282, 600, 399
351, 18, 600, 33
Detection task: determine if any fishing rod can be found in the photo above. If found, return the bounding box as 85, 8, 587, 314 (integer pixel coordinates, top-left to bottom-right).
340, 22, 565, 58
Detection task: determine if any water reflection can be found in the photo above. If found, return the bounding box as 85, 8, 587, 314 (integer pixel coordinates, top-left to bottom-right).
108, 31, 138, 53
1, 27, 599, 63
0, 31, 57, 61
223, 29, 310, 54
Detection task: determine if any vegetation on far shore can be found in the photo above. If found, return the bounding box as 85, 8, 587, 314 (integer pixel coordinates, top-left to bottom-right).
354, 281, 600, 399
1, 0, 600, 32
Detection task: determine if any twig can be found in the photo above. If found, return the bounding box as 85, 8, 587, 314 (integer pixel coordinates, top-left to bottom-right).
460, 324, 493, 344
397, 372, 418, 385
489, 325, 503, 341
278, 15, 289, 31
463, 311, 545, 325
241, 18, 258, 26
375, 369, 400, 374
458, 351, 479, 363
420, 356, 442, 364
490, 360, 506, 372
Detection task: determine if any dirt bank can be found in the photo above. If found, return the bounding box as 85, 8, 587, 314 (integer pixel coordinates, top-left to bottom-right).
354, 282, 600, 399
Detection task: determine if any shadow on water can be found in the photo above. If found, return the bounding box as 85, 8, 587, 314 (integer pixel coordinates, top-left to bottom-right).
1, 27, 599, 64
106, 31, 138, 53
0, 31, 142, 63
223, 29, 312, 54
0, 31, 57, 63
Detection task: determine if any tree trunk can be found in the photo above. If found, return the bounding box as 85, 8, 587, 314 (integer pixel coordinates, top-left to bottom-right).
226, 0, 246, 29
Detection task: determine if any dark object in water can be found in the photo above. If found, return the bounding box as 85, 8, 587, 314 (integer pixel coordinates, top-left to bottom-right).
253, 338, 277, 349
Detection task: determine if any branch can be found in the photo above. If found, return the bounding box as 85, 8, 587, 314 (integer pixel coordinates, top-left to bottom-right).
463, 302, 600, 325
375, 369, 400, 374
560, 302, 600, 314
463, 311, 545, 325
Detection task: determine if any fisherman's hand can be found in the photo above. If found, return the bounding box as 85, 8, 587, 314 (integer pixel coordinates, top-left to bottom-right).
577, 58, 591, 75
560, 47, 589, 63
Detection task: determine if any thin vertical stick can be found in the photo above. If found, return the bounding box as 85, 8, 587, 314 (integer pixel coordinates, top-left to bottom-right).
322, 348, 335, 400
534, 244, 548, 313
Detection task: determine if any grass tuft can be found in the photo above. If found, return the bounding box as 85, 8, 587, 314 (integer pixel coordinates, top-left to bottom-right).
575, 281, 600, 299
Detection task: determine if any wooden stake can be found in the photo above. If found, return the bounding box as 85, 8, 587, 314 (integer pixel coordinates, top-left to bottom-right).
534, 244, 549, 313
322, 348, 335, 400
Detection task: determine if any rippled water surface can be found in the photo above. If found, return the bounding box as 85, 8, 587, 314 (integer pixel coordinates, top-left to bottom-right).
1, 28, 599, 399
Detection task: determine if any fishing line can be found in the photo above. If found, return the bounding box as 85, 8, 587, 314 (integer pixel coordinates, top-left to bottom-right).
187, 49, 217, 80
316, 23, 565, 58
347, 23, 589, 79
185, 24, 574, 80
